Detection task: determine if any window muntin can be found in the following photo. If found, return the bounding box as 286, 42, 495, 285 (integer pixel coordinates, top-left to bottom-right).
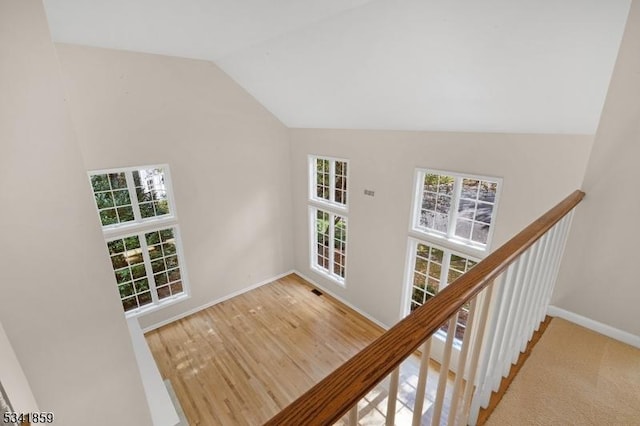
90, 166, 173, 228
108, 235, 151, 312
454, 178, 498, 245
310, 156, 348, 209
146, 228, 184, 301
91, 172, 135, 226
414, 170, 500, 250
309, 155, 349, 285
89, 164, 187, 316
408, 240, 477, 343
134, 168, 170, 219
106, 227, 185, 313
334, 160, 348, 205
311, 207, 347, 283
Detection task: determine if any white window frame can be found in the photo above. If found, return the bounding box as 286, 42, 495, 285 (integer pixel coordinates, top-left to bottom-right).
308, 207, 348, 286
89, 165, 179, 237
402, 168, 501, 349
410, 168, 502, 256
401, 238, 479, 342
88, 164, 190, 318
308, 155, 349, 286
308, 155, 349, 212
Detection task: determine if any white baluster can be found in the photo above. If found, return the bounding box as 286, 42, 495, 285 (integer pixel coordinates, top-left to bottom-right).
431, 314, 458, 426
386, 367, 400, 426
412, 339, 432, 426
349, 405, 358, 426
448, 298, 478, 425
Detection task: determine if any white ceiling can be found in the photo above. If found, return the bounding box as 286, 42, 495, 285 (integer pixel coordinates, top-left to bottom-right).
44, 0, 631, 134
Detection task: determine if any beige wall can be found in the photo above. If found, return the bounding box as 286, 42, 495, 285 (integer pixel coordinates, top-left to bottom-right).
0, 321, 38, 414
554, 0, 640, 336
0, 1, 152, 425
54, 44, 294, 330
290, 129, 592, 327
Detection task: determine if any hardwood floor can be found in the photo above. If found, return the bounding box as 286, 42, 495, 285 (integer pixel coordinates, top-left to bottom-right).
145, 274, 387, 425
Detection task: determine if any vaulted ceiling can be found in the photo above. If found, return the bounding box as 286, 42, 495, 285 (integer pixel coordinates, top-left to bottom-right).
43, 0, 631, 134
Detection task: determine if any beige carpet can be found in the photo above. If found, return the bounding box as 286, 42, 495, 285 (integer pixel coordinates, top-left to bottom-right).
485, 318, 640, 426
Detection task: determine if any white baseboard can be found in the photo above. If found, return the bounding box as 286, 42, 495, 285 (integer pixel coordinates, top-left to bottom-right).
547, 305, 640, 349
142, 270, 295, 333
293, 270, 390, 330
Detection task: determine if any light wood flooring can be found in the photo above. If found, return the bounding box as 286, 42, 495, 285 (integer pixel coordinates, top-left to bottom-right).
146, 273, 455, 425
146, 274, 387, 425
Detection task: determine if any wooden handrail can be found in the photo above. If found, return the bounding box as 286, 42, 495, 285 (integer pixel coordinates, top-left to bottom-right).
265, 190, 585, 426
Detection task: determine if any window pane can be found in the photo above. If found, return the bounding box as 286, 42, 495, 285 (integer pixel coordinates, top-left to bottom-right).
138, 292, 153, 306
334, 216, 347, 278
461, 178, 479, 199
90, 172, 136, 227
113, 190, 131, 207
472, 223, 489, 244
170, 281, 183, 295
111, 254, 127, 269
119, 283, 134, 298
315, 159, 330, 201
450, 254, 467, 272
91, 174, 110, 192
457, 199, 476, 219
455, 218, 473, 240
133, 168, 170, 219
419, 173, 454, 234
122, 297, 138, 312
475, 202, 494, 224
437, 175, 454, 195
144, 228, 184, 301
100, 209, 118, 226
157, 285, 171, 300
334, 161, 347, 206
107, 239, 124, 255
479, 181, 497, 202
95, 192, 114, 209
314, 209, 330, 272
168, 268, 181, 282
109, 173, 128, 190
430, 247, 444, 264
410, 243, 442, 312
117, 207, 135, 223
134, 279, 149, 293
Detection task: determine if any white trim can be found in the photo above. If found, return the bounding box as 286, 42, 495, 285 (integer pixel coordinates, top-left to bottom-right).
409, 168, 503, 255
547, 305, 640, 349
141, 270, 295, 333
308, 155, 349, 213
293, 270, 389, 330
127, 318, 180, 426
308, 206, 347, 287
89, 164, 178, 235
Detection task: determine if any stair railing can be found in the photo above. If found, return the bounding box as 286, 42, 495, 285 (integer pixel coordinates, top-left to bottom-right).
265, 190, 584, 426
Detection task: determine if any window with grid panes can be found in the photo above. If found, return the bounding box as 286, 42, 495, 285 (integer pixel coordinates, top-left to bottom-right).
89, 165, 188, 315
309, 156, 349, 285
408, 241, 477, 344
405, 168, 501, 345
414, 170, 500, 249
310, 156, 348, 208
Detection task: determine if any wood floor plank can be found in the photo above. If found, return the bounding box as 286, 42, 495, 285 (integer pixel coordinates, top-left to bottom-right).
145, 273, 386, 425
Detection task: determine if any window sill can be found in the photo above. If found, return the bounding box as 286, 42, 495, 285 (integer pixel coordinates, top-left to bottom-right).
308, 198, 349, 214
103, 214, 178, 238
409, 227, 487, 258
125, 293, 190, 319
